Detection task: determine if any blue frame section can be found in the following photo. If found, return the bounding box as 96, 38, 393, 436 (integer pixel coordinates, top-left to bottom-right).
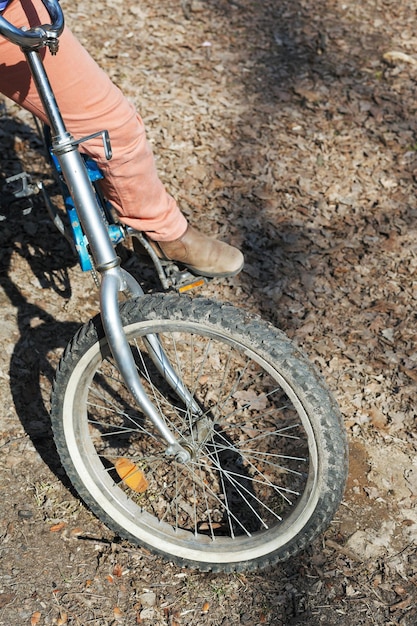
50, 153, 125, 271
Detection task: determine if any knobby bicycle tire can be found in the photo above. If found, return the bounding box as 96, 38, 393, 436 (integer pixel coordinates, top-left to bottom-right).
51, 293, 348, 572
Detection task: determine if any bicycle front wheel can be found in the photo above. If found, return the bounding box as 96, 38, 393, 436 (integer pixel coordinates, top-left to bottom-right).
51, 293, 348, 572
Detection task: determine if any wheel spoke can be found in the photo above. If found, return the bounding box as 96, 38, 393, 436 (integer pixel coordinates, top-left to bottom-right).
52, 294, 347, 571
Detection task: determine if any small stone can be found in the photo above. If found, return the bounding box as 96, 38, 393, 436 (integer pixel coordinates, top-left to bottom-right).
139, 592, 156, 608
140, 608, 156, 620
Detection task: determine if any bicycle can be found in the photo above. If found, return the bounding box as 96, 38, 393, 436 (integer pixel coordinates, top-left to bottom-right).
0, 0, 348, 573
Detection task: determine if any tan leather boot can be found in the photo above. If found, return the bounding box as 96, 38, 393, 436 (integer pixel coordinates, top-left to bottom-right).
150, 225, 244, 278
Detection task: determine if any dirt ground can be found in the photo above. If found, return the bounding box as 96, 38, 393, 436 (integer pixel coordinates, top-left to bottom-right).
1, 0, 417, 623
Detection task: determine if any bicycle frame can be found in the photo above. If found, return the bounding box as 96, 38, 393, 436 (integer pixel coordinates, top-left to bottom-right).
0, 0, 193, 462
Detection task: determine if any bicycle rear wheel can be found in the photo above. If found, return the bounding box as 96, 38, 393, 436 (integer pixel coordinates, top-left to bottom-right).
51, 293, 348, 572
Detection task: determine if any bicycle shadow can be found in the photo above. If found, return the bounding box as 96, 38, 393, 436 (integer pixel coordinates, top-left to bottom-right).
1, 109, 178, 489
0, 107, 82, 477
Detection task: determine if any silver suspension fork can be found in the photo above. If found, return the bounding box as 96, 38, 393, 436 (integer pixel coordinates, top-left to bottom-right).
24, 48, 194, 462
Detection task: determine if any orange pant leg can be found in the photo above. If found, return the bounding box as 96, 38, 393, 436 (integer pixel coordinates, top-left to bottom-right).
0, 0, 187, 240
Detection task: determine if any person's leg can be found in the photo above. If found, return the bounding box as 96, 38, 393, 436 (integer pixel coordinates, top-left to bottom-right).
0, 0, 243, 275
0, 0, 187, 240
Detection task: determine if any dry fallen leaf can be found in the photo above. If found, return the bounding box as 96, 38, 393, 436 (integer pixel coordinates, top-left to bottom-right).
400, 366, 417, 383
49, 522, 66, 533
198, 521, 222, 531
201, 601, 210, 614
383, 50, 417, 65
394, 585, 407, 596
0, 593, 15, 609
389, 596, 412, 612
368, 407, 388, 430
232, 390, 269, 410
30, 611, 41, 626
113, 606, 124, 622
113, 563, 123, 577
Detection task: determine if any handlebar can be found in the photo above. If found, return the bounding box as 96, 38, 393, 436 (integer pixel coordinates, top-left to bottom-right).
0, 0, 64, 52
